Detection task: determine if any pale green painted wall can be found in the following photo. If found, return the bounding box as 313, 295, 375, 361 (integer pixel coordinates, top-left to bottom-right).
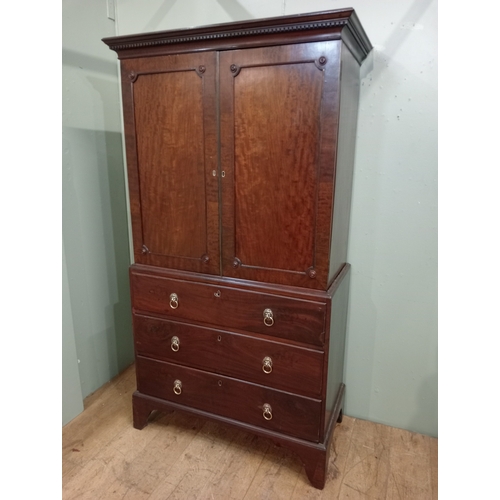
336, 0, 438, 438
63, 0, 438, 436
62, 0, 134, 423
62, 240, 84, 425
115, 0, 438, 437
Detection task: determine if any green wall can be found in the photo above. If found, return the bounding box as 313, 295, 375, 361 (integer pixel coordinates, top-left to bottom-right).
62, 0, 133, 424
62, 0, 437, 437
115, 0, 438, 437
62, 240, 84, 425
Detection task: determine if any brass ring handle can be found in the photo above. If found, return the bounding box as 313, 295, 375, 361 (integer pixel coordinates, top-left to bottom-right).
262, 356, 273, 374
173, 379, 182, 395
262, 403, 273, 420
263, 308, 274, 327
170, 293, 179, 309
171, 336, 180, 352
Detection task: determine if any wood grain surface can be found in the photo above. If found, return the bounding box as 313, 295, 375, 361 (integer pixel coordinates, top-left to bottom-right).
120, 52, 220, 274
130, 269, 327, 345
133, 313, 324, 398
220, 42, 342, 289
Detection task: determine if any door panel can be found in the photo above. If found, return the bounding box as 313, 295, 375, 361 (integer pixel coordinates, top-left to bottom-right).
233, 63, 320, 272
220, 42, 341, 289
134, 71, 206, 259
121, 53, 219, 274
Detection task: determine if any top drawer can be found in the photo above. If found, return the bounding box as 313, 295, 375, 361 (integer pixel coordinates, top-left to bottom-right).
130, 271, 326, 346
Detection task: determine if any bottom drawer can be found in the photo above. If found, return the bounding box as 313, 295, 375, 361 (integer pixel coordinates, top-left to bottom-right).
136, 356, 321, 442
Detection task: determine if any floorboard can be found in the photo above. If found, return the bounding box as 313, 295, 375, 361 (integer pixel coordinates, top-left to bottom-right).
62, 364, 438, 499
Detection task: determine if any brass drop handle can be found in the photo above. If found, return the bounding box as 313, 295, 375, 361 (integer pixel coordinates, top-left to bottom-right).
262, 403, 273, 420
170, 293, 179, 309
171, 336, 180, 352
263, 308, 274, 327
262, 356, 273, 374
173, 379, 182, 395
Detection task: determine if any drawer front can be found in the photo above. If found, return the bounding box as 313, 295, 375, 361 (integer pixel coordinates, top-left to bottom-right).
131, 272, 326, 345
134, 314, 324, 398
136, 356, 321, 442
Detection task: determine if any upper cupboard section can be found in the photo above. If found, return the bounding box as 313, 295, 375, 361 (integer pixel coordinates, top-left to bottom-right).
120, 41, 344, 289
104, 9, 373, 290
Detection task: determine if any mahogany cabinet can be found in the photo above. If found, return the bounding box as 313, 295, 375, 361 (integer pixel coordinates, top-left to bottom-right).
103, 8, 371, 489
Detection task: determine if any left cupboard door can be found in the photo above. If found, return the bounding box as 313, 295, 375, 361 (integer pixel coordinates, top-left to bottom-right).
120, 52, 220, 274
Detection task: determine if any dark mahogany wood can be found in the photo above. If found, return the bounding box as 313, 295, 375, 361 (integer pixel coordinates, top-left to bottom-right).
133, 71, 206, 256
130, 381, 344, 489
132, 391, 156, 430
133, 314, 324, 398
103, 9, 371, 490
102, 9, 372, 65
328, 45, 362, 283
130, 268, 327, 345
120, 52, 220, 275
136, 356, 322, 442
309, 263, 348, 439
220, 42, 340, 289
130, 263, 332, 301
323, 265, 351, 434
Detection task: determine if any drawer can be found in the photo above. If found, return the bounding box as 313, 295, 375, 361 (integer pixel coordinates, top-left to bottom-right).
131, 271, 326, 346
134, 314, 324, 398
136, 356, 321, 442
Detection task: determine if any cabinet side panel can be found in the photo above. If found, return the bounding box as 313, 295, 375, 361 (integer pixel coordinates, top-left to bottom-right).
324, 265, 350, 431
328, 45, 360, 283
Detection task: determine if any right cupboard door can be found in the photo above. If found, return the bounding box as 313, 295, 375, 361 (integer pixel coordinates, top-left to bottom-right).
220, 42, 341, 290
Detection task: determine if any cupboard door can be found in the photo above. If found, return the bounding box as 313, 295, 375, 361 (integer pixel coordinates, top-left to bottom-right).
220, 42, 341, 289
120, 52, 220, 275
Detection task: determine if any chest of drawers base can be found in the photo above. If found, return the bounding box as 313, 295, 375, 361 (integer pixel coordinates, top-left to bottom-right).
129, 263, 351, 489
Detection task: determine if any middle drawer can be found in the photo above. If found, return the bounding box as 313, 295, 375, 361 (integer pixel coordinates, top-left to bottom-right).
134, 313, 324, 399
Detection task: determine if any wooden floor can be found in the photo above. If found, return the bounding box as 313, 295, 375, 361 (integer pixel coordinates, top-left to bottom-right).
62, 364, 437, 499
